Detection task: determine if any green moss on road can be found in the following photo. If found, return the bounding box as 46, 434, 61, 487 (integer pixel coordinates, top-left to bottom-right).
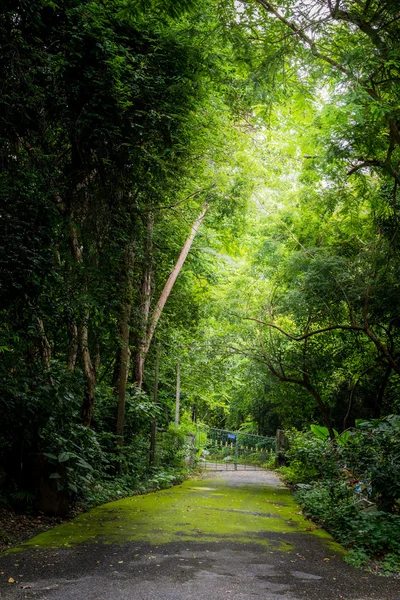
8, 478, 344, 556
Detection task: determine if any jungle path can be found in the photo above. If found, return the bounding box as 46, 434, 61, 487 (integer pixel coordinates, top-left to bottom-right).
0, 470, 398, 600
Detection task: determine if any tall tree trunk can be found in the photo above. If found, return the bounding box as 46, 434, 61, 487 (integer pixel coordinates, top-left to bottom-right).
149, 344, 160, 465
112, 347, 122, 392
133, 352, 146, 390
66, 322, 78, 371
36, 316, 51, 370
116, 243, 135, 446
133, 213, 154, 388
79, 315, 97, 426
135, 204, 208, 385
115, 305, 131, 445
175, 360, 181, 427
69, 222, 97, 426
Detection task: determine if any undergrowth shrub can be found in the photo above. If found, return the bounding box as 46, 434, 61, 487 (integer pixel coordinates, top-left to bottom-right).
295, 480, 357, 532
279, 429, 337, 483
156, 427, 187, 469
282, 417, 400, 573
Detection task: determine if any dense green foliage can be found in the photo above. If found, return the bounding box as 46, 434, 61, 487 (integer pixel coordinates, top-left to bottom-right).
280, 417, 400, 572
179, 0, 400, 438
1, 0, 399, 568
0, 0, 249, 510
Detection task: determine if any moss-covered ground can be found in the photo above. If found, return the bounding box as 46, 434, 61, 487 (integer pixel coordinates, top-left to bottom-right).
8, 477, 343, 556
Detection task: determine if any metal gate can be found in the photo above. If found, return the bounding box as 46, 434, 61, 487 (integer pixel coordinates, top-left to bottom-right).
195, 425, 276, 471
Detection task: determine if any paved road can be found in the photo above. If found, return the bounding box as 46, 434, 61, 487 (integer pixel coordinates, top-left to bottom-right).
0, 470, 398, 599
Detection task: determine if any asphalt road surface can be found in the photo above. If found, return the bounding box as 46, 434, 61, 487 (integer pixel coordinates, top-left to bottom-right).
0, 470, 398, 600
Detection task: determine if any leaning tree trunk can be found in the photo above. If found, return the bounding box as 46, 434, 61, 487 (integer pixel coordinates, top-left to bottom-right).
135, 204, 208, 386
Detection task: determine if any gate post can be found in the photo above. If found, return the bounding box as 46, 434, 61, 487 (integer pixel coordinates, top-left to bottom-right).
235, 434, 238, 470
275, 429, 288, 467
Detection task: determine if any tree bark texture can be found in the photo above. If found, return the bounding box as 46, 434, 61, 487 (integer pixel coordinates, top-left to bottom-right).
149, 344, 160, 465
36, 317, 51, 370
175, 360, 181, 427
66, 322, 78, 371
116, 243, 135, 446
79, 316, 97, 427
69, 222, 98, 426
133, 213, 154, 388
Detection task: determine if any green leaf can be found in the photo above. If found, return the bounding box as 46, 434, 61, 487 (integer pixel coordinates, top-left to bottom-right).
310, 424, 330, 440
337, 430, 351, 446
49, 472, 61, 479
355, 419, 370, 428
43, 453, 58, 461
310, 425, 339, 439
58, 452, 71, 463
76, 458, 93, 471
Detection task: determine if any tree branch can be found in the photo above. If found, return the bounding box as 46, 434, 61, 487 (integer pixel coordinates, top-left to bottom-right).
255, 0, 352, 77
241, 316, 363, 339
332, 8, 387, 52
347, 159, 400, 184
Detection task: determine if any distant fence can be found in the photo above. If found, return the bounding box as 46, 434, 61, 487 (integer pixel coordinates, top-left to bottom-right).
195, 425, 276, 471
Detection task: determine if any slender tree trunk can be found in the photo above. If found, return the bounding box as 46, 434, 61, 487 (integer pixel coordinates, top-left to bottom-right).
116, 305, 132, 446
79, 316, 97, 426
149, 345, 160, 465
112, 347, 122, 392
116, 243, 135, 446
81, 377, 96, 426
133, 213, 154, 388
67, 322, 78, 371
175, 360, 181, 427
36, 317, 51, 370
69, 222, 98, 426
133, 353, 146, 390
